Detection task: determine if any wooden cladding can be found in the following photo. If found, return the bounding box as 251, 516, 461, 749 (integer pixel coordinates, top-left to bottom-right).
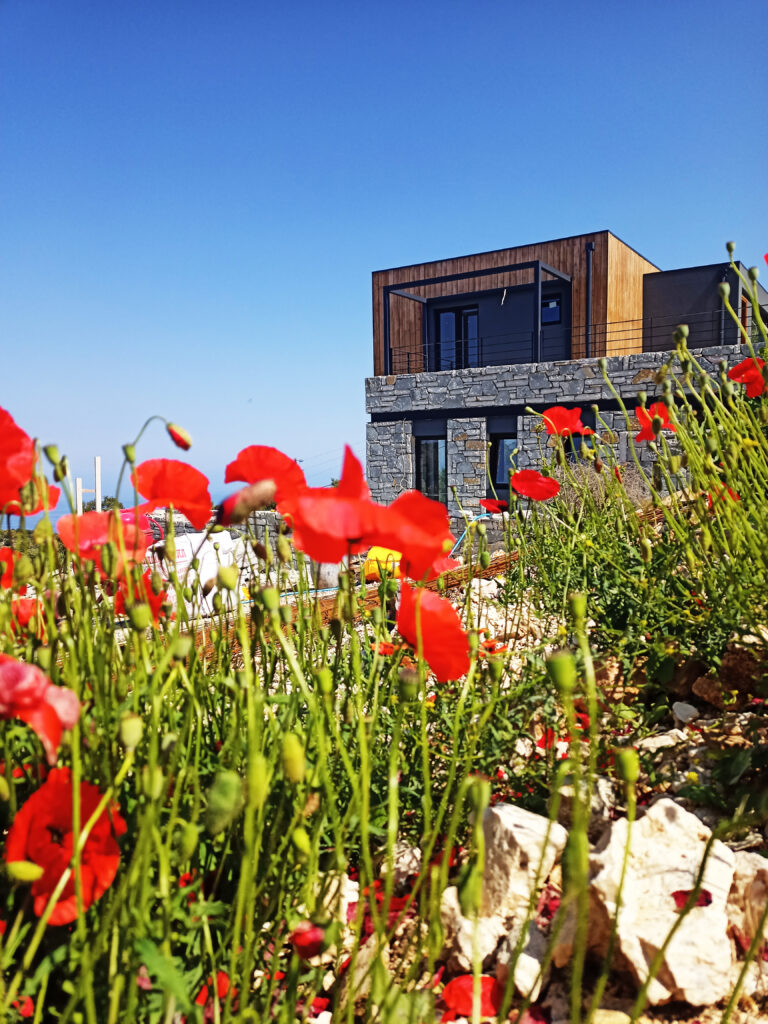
372, 231, 660, 375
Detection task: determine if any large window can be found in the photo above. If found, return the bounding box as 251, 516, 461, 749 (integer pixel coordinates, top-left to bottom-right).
488, 435, 517, 495
416, 438, 447, 505
434, 306, 479, 370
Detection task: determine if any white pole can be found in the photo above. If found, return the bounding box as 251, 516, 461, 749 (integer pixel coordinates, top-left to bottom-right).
76, 478, 83, 515
94, 456, 102, 512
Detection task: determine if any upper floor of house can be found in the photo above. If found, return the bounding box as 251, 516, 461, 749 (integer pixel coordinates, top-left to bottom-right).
371, 230, 767, 377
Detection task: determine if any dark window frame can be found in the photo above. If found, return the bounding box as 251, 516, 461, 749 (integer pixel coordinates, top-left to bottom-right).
415, 436, 447, 505
541, 294, 562, 325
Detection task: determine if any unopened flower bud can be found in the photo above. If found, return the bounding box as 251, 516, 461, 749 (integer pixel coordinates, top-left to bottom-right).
282, 733, 305, 784
291, 826, 311, 859
718, 280, 731, 300
205, 771, 244, 835
122, 443, 136, 463
0, 776, 10, 802
216, 565, 238, 591
748, 265, 759, 282
119, 712, 143, 751
13, 554, 34, 587
6, 860, 45, 882
615, 747, 640, 784
315, 668, 334, 695
479, 550, 491, 569
546, 651, 577, 695
43, 444, 60, 466
276, 534, 292, 563
726, 240, 735, 255
142, 765, 164, 800
99, 541, 118, 578
248, 753, 270, 810
568, 592, 587, 624
290, 921, 326, 959
260, 587, 280, 612
166, 422, 192, 451
640, 537, 653, 563
177, 821, 198, 861
217, 482, 277, 526
129, 603, 152, 631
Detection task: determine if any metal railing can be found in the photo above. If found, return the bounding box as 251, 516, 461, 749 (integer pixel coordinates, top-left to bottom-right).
388, 309, 750, 375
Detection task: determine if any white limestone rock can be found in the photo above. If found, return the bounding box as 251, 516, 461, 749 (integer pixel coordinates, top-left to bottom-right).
672, 700, 700, 726
587, 798, 736, 1006
495, 919, 550, 1001
727, 849, 768, 966
378, 841, 422, 888
481, 803, 568, 918
439, 885, 507, 972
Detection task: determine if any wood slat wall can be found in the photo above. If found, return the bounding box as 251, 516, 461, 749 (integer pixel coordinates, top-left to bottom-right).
371, 231, 660, 375
604, 234, 660, 357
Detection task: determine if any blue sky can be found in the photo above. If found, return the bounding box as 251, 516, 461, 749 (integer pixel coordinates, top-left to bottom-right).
1, 0, 766, 508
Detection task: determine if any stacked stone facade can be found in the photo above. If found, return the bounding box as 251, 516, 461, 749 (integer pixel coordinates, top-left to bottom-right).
365, 344, 745, 524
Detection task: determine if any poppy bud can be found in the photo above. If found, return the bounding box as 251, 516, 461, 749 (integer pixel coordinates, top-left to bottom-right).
43, 444, 61, 466
476, 522, 486, 537
129, 604, 152, 632
315, 668, 333, 695
6, 860, 45, 883
615, 747, 639, 784
150, 571, 164, 596
182, 586, 193, 603
32, 519, 53, 545
216, 565, 238, 591
458, 862, 483, 918
173, 635, 192, 659
281, 733, 305, 784
290, 921, 325, 959
122, 444, 136, 464
212, 592, 223, 614
99, 541, 118, 578
120, 712, 143, 751
261, 588, 280, 612
292, 825, 311, 859
248, 753, 270, 810
479, 550, 491, 569
13, 555, 34, 587
546, 651, 577, 695
166, 422, 192, 451
142, 765, 164, 800
639, 538, 653, 563
276, 535, 292, 563
164, 537, 176, 563
726, 241, 735, 255
636, 390, 647, 407
177, 821, 198, 862
651, 415, 663, 435
205, 771, 244, 835
748, 265, 759, 282
0, 776, 9, 802
598, 357, 607, 371
487, 658, 504, 683
674, 324, 689, 343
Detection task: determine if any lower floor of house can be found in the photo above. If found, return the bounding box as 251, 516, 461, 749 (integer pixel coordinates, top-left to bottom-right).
364, 343, 748, 526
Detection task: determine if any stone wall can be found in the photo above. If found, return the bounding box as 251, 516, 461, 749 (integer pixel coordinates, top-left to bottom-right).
365, 344, 745, 512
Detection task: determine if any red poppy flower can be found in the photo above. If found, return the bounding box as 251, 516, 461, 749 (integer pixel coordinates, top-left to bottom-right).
4, 766, 126, 924
372, 641, 397, 656
166, 422, 192, 451
479, 638, 508, 657
542, 405, 594, 437
510, 469, 560, 501
10, 596, 46, 639
373, 490, 456, 581
284, 447, 380, 565
290, 921, 326, 959
14, 996, 34, 1018
57, 511, 148, 577
707, 486, 740, 509
0, 656, 80, 765
727, 356, 765, 399
132, 460, 212, 532
421, 553, 462, 581
439, 974, 503, 1021
114, 570, 167, 624
195, 970, 233, 1006
0, 547, 20, 590
225, 445, 307, 506
479, 498, 508, 514
396, 583, 470, 683
671, 888, 712, 909
634, 402, 677, 443
0, 407, 37, 515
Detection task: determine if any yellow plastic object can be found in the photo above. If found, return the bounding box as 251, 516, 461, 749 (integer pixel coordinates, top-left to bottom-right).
363, 546, 403, 582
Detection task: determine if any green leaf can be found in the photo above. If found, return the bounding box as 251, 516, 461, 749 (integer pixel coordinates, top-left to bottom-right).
134, 938, 192, 1011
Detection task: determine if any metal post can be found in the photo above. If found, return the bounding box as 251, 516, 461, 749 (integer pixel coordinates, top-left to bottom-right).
534, 263, 542, 363
94, 456, 102, 512
383, 289, 391, 375
76, 478, 83, 515
585, 242, 595, 358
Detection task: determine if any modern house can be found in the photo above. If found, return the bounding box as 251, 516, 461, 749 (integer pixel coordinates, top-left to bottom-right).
364, 230, 766, 523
